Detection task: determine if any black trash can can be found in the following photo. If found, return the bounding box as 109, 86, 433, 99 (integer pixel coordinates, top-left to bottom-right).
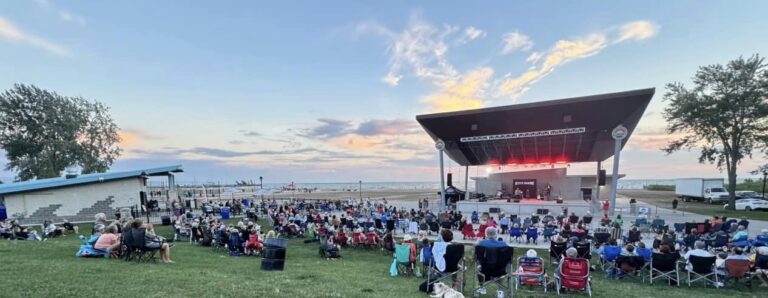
261, 238, 288, 271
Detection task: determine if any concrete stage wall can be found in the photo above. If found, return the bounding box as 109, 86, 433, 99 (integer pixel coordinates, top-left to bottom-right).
456, 199, 591, 217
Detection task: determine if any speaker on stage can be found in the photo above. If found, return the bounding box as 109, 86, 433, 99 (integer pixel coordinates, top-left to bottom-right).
556, 198, 563, 204
536, 208, 549, 215
161, 215, 171, 225
489, 207, 500, 213
598, 170, 606, 186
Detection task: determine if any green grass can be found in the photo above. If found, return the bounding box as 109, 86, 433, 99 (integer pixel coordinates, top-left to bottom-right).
619, 190, 768, 221
0, 222, 765, 297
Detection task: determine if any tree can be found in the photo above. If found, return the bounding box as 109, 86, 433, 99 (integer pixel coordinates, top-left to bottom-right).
663, 55, 768, 209
0, 84, 122, 181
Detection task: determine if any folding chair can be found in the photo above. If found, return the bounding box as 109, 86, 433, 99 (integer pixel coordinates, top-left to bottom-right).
549, 241, 567, 264
420, 245, 433, 274
128, 228, 159, 263
514, 256, 547, 293
555, 257, 591, 297
542, 226, 556, 242
575, 241, 591, 260
636, 247, 652, 277
648, 252, 679, 285
525, 226, 538, 245
756, 235, 768, 247
615, 255, 645, 280
625, 230, 642, 244
509, 226, 522, 243
723, 259, 751, 288
394, 243, 415, 276
472, 245, 514, 297
673, 223, 686, 235
651, 219, 666, 234
462, 224, 476, 240
707, 234, 728, 251
593, 232, 610, 246
687, 255, 718, 288
426, 243, 466, 292
599, 246, 621, 271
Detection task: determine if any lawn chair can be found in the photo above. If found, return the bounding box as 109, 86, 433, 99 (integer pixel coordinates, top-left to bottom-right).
575, 241, 591, 260
549, 241, 567, 264
651, 219, 666, 234
426, 243, 466, 293
462, 224, 476, 240
420, 245, 433, 274
687, 255, 718, 288
648, 252, 679, 285
723, 259, 751, 288
472, 245, 514, 297
756, 235, 768, 247
593, 232, 611, 246
636, 247, 652, 277
542, 226, 556, 242
673, 223, 686, 235
351, 231, 366, 248
213, 229, 226, 251
707, 234, 728, 251
599, 245, 621, 271
509, 226, 523, 243
477, 224, 488, 239
126, 228, 159, 263
525, 226, 538, 245
625, 230, 642, 244
555, 257, 591, 296
514, 256, 547, 293
394, 243, 415, 276
614, 255, 645, 280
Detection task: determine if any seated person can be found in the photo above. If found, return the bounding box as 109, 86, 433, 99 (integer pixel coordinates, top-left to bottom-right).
556, 247, 578, 278
478, 227, 506, 248
326, 238, 341, 259
683, 241, 712, 271
43, 220, 65, 239
620, 244, 638, 257
366, 228, 381, 245
94, 225, 121, 255
731, 225, 748, 242
137, 220, 173, 263
61, 219, 79, 234
726, 247, 749, 261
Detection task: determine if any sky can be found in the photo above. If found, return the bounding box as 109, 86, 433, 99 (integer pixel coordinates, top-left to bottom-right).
1, 1, 768, 183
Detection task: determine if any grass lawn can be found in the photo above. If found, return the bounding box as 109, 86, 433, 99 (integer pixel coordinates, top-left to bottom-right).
618, 190, 768, 221
0, 222, 766, 297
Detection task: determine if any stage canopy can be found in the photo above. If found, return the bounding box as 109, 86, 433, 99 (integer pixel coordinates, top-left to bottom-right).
416, 88, 655, 166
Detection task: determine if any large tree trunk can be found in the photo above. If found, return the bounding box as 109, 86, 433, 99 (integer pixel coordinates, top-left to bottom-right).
727, 165, 738, 210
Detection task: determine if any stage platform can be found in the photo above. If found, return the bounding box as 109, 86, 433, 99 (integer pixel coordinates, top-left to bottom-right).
455, 198, 592, 216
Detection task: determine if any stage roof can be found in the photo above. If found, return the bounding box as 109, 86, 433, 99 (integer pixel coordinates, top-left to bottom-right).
416, 88, 655, 166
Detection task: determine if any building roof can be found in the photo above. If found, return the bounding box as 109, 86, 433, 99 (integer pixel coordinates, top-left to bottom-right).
416, 88, 655, 166
0, 165, 183, 196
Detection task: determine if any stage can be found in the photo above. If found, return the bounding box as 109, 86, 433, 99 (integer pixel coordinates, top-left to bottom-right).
454, 198, 592, 216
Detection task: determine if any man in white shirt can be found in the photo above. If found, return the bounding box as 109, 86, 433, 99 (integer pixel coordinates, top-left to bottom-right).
683, 241, 713, 271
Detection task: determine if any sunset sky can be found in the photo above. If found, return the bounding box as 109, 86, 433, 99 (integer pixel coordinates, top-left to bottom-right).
2, 1, 768, 183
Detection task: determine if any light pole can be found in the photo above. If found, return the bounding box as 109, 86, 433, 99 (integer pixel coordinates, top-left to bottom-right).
762, 171, 767, 198
359, 180, 362, 200
259, 176, 263, 189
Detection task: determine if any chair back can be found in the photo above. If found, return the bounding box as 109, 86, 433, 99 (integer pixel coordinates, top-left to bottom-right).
130, 228, 147, 249
443, 244, 465, 273
652, 219, 665, 229
651, 252, 678, 271
543, 227, 556, 236
673, 223, 685, 234
560, 257, 589, 289
627, 230, 641, 242
550, 241, 567, 259
636, 247, 652, 262
602, 246, 621, 262
756, 235, 768, 244
517, 256, 545, 285
689, 255, 716, 274
724, 259, 750, 278
475, 245, 513, 279
420, 246, 433, 266
616, 255, 645, 272
755, 253, 768, 269
526, 227, 538, 237
395, 244, 411, 263
713, 234, 728, 247
575, 241, 591, 259
635, 218, 648, 227
510, 227, 522, 236
594, 232, 610, 245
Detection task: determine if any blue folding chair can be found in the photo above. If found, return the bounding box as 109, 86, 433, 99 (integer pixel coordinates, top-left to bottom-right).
600, 246, 621, 271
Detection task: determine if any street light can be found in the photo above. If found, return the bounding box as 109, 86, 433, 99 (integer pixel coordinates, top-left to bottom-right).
259, 176, 263, 189
762, 171, 767, 198
359, 180, 362, 200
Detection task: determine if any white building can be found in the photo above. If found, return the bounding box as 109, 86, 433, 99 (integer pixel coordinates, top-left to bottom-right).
0, 165, 182, 224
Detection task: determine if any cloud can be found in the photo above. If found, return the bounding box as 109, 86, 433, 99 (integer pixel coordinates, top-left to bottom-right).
422, 67, 494, 112
500, 31, 533, 54
229, 140, 246, 145
616, 21, 658, 43
355, 119, 420, 136
464, 27, 486, 40
0, 16, 70, 56
34, 0, 87, 26
240, 130, 261, 137
298, 118, 353, 139
526, 52, 542, 63
497, 33, 607, 99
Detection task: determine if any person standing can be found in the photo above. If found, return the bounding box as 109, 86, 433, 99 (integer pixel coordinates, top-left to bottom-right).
672, 198, 679, 213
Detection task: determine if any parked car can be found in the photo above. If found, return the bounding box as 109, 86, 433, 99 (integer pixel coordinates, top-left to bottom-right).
724, 198, 768, 211
735, 190, 765, 199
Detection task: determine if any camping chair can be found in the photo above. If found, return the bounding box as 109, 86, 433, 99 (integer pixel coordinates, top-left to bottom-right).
509, 226, 523, 243
593, 232, 611, 246
625, 230, 642, 244
420, 245, 433, 274
477, 224, 488, 239
514, 256, 547, 293
426, 243, 466, 292
732, 239, 752, 253
555, 257, 591, 297
229, 232, 243, 255
542, 226, 556, 242
351, 231, 365, 248
707, 234, 728, 251
636, 247, 652, 277
525, 227, 538, 244
723, 259, 751, 288
549, 241, 567, 264
394, 243, 415, 276
599, 246, 621, 271
472, 245, 514, 298
756, 235, 768, 247
575, 241, 592, 260
615, 255, 645, 280
674, 223, 686, 235
648, 252, 679, 285
687, 255, 718, 288
651, 219, 666, 234
462, 224, 476, 240
127, 228, 159, 263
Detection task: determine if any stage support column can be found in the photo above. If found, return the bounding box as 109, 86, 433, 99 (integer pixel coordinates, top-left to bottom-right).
595, 161, 601, 213
464, 166, 469, 196
609, 125, 628, 216
436, 139, 447, 211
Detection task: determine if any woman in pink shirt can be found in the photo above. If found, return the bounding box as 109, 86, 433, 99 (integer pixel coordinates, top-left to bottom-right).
94, 225, 121, 254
